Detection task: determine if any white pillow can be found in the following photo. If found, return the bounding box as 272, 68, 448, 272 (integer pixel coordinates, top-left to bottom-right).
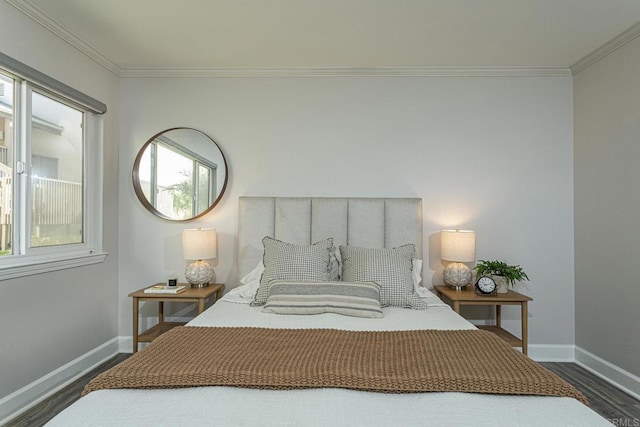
242, 261, 264, 286
410, 258, 438, 298
415, 285, 437, 298
227, 261, 264, 300
412, 258, 422, 288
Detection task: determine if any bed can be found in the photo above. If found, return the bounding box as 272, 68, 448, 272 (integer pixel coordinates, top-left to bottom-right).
47, 197, 609, 426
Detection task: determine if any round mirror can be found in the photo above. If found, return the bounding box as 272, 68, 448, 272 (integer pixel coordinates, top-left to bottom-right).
132, 128, 228, 221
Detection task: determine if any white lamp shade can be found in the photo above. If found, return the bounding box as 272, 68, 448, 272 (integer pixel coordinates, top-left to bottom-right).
441, 230, 475, 262
182, 228, 217, 260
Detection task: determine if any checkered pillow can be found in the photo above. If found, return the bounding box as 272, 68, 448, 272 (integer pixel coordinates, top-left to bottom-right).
340, 244, 427, 310
251, 236, 334, 306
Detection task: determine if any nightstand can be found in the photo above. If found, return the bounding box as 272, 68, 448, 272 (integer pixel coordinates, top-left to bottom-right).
435, 286, 533, 355
129, 283, 224, 353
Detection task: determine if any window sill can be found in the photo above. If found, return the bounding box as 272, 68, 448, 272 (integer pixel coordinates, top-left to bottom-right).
0, 251, 108, 281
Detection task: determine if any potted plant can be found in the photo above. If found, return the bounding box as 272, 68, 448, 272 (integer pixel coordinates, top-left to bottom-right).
473, 260, 529, 293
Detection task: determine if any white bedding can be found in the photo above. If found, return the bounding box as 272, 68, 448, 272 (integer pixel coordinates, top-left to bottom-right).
47, 294, 610, 427
192, 289, 473, 331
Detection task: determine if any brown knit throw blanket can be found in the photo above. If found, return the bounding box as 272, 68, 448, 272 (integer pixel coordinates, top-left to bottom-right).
83, 326, 587, 405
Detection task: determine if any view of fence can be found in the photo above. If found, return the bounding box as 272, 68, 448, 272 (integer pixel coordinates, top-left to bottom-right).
0, 171, 10, 252
0, 146, 7, 166
31, 177, 82, 225
0, 173, 82, 252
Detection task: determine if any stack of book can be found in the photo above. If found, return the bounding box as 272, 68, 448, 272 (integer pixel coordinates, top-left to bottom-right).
143, 285, 187, 294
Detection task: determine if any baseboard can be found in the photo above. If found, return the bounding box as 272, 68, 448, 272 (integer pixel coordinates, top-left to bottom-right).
528, 344, 575, 362
575, 346, 640, 400
119, 335, 133, 353
0, 337, 119, 425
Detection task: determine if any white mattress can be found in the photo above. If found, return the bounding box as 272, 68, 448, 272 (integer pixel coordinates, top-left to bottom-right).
47, 294, 610, 427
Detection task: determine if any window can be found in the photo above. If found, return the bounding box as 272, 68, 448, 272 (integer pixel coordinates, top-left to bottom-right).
138, 136, 217, 220
0, 58, 106, 279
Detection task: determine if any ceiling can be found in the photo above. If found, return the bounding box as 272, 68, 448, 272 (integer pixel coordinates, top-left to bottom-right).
9, 0, 640, 75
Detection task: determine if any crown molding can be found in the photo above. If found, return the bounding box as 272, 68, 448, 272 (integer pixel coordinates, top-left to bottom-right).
6, 0, 122, 76
119, 66, 571, 78
571, 22, 640, 76
8, 0, 571, 79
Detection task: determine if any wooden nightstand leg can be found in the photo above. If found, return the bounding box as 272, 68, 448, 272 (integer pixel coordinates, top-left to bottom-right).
158, 301, 164, 324
522, 302, 528, 355
132, 297, 139, 353
216, 286, 224, 301
496, 305, 502, 328
198, 298, 205, 314
453, 301, 460, 314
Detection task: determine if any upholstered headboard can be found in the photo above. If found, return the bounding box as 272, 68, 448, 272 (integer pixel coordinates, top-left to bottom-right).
237, 197, 423, 279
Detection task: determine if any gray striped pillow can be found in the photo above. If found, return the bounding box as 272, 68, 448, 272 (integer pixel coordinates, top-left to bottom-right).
262, 280, 383, 318
340, 244, 427, 310
251, 236, 334, 306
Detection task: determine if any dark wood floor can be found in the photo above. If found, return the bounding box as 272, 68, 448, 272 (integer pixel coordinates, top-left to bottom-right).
4, 354, 130, 427
4, 356, 639, 426
542, 362, 640, 424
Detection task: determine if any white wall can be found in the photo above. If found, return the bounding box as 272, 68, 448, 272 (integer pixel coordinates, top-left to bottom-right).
0, 2, 119, 401
574, 37, 640, 376
119, 75, 574, 347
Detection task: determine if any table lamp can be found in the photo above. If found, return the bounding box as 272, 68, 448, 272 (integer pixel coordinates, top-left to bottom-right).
441, 229, 475, 289
182, 228, 217, 288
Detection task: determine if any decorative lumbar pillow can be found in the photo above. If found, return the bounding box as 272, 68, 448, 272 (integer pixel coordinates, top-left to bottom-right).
340, 244, 427, 310
263, 280, 383, 318
251, 236, 334, 306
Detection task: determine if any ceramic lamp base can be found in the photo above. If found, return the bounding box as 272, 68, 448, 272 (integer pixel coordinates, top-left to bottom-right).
443, 262, 471, 289
185, 260, 216, 288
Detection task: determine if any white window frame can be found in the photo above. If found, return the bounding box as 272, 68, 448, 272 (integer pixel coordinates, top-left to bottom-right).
0, 69, 106, 280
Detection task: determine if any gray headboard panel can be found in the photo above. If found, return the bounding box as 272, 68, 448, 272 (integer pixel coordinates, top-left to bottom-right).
237, 197, 423, 279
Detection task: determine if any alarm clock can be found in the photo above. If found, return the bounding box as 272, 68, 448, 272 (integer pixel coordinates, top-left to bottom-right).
475, 275, 497, 296
167, 274, 178, 287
